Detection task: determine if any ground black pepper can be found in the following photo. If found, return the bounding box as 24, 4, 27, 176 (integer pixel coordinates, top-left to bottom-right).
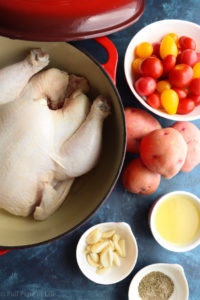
138, 271, 174, 300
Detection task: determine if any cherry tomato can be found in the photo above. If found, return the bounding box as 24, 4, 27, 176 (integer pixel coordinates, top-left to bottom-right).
152, 42, 161, 57
169, 64, 193, 88
134, 76, 156, 96
179, 49, 197, 67
176, 51, 182, 64
146, 92, 161, 108
193, 62, 200, 78
135, 42, 153, 58
160, 35, 178, 59
161, 89, 179, 114
132, 58, 143, 73
172, 88, 187, 99
189, 78, 200, 95
177, 98, 195, 114
162, 55, 176, 73
167, 33, 179, 45
156, 80, 171, 93
196, 52, 200, 62
139, 56, 163, 79
179, 36, 196, 50
132, 33, 199, 117
187, 94, 200, 106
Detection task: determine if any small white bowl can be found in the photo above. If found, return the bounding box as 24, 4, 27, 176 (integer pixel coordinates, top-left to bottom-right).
124, 19, 200, 121
149, 191, 200, 252
76, 222, 138, 284
128, 263, 189, 300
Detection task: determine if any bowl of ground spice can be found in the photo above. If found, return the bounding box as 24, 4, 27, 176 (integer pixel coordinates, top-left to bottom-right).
128, 263, 189, 300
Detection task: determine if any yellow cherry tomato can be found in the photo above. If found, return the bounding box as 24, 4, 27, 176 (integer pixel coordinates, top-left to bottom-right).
193, 62, 200, 78
135, 42, 153, 58
160, 36, 178, 59
156, 80, 171, 93
161, 89, 179, 115
166, 33, 179, 45
132, 58, 143, 73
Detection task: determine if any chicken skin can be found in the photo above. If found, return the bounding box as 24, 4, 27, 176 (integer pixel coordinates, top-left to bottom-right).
0, 49, 110, 220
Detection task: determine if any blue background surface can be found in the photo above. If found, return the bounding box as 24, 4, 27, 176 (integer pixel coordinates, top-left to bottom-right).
1, 0, 200, 299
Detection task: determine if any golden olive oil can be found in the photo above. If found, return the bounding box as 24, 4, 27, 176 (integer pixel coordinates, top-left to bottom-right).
155, 194, 200, 245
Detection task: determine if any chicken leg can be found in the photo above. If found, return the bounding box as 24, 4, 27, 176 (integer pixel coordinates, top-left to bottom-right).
33, 96, 110, 220
54, 96, 111, 178
33, 178, 74, 221
0, 49, 49, 105
52, 90, 90, 149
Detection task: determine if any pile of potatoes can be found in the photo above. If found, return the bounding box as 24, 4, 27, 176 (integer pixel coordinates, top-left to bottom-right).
123, 107, 200, 194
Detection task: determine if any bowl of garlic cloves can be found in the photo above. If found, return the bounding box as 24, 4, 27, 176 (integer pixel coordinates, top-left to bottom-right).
76, 222, 138, 284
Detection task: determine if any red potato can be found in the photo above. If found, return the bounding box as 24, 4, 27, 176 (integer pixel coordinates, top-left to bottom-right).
140, 127, 188, 179
171, 121, 200, 172
122, 158, 161, 195
125, 107, 161, 154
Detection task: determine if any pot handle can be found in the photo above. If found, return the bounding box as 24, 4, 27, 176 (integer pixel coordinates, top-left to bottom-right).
94, 37, 118, 85
0, 249, 10, 255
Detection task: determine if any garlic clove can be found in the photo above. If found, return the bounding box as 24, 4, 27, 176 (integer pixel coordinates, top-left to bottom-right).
108, 240, 114, 250
83, 245, 92, 254
101, 230, 115, 239
90, 252, 99, 263
86, 228, 102, 244
112, 233, 120, 243
86, 254, 100, 268
114, 239, 123, 256
100, 247, 110, 268
96, 266, 110, 274
113, 252, 121, 266
91, 241, 108, 253
118, 239, 126, 257
84, 227, 127, 275
108, 246, 114, 267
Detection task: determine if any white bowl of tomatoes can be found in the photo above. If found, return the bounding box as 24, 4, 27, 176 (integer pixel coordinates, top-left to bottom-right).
124, 19, 200, 121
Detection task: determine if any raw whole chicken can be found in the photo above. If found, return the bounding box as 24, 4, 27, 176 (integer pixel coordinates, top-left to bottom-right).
0, 49, 110, 220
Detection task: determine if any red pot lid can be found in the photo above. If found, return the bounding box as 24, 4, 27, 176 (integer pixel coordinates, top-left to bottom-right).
0, 0, 145, 41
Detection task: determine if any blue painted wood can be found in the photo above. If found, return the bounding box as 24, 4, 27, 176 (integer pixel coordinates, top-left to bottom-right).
1, 0, 200, 299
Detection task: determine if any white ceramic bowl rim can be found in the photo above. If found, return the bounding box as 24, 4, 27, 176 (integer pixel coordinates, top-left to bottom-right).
124, 19, 200, 121
150, 191, 200, 252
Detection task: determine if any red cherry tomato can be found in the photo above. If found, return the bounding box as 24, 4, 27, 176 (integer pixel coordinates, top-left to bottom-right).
179, 36, 196, 50
177, 98, 195, 114
176, 51, 182, 64
152, 42, 161, 57
172, 88, 187, 99
196, 52, 200, 63
189, 78, 200, 95
162, 55, 176, 73
134, 76, 156, 96
146, 92, 161, 108
139, 57, 163, 79
169, 64, 193, 88
187, 93, 200, 106
179, 49, 197, 67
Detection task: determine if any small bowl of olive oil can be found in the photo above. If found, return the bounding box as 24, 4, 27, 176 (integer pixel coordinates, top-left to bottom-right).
150, 191, 200, 252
